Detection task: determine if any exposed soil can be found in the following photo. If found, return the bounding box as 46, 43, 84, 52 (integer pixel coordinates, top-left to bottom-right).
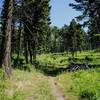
48, 77, 67, 100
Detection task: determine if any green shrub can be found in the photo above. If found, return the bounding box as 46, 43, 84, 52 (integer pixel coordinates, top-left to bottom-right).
12, 57, 25, 68
23, 64, 32, 72
80, 90, 97, 100
0, 69, 4, 80
0, 69, 6, 89
68, 57, 77, 64
85, 56, 93, 62
12, 91, 24, 100
0, 69, 8, 100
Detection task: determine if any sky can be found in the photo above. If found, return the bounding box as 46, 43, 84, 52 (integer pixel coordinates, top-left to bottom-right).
50, 0, 81, 28
0, 0, 3, 14
0, 0, 81, 28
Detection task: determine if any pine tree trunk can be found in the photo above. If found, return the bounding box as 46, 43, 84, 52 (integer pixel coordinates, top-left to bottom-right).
33, 47, 36, 64
1, 0, 13, 79
25, 42, 29, 63
28, 40, 33, 64
17, 21, 22, 60
24, 35, 29, 63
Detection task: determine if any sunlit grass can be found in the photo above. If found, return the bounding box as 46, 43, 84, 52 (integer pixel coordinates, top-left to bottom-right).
1, 50, 100, 100
56, 68, 100, 100
0, 69, 55, 100
37, 51, 100, 69
36, 51, 100, 99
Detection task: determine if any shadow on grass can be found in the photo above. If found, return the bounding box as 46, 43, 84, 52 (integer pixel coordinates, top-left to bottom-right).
36, 65, 67, 77
11, 57, 32, 72
35, 63, 100, 77
11, 56, 100, 76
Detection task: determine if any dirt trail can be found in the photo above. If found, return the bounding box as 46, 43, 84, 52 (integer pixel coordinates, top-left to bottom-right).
48, 77, 67, 100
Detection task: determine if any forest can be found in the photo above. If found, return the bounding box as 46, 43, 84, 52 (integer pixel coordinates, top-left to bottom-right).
0, 0, 100, 100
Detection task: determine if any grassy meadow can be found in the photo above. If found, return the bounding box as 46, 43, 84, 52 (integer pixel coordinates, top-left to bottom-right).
0, 50, 100, 100
0, 69, 55, 100
36, 50, 100, 99
56, 68, 100, 100
37, 50, 100, 71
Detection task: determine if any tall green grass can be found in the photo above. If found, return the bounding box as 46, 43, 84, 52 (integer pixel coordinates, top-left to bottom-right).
0, 69, 8, 100
56, 68, 100, 100
37, 51, 100, 69
0, 69, 55, 100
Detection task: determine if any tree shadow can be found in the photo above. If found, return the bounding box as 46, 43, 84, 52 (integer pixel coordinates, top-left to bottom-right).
36, 63, 100, 77
11, 57, 32, 72
11, 57, 25, 68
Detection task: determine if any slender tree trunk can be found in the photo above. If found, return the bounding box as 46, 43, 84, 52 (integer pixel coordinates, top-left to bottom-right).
28, 40, 33, 64
17, 0, 23, 59
24, 40, 29, 63
24, 31, 29, 63
32, 41, 36, 65
72, 37, 75, 58
1, 0, 13, 79
11, 19, 15, 53
17, 21, 22, 60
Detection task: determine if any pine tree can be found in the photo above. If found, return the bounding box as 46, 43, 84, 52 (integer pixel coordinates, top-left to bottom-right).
22, 0, 51, 63
69, 0, 100, 49
68, 19, 86, 57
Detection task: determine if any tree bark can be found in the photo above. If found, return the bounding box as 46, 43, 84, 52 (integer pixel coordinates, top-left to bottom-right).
24, 35, 29, 63
1, 0, 13, 79
17, 21, 22, 60
28, 40, 33, 64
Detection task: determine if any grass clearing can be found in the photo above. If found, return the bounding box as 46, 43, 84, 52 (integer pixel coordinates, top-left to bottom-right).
0, 69, 55, 100
55, 68, 100, 100
1, 51, 100, 100
36, 51, 100, 100
37, 51, 100, 71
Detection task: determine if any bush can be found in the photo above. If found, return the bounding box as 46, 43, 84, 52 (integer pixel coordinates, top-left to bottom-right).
94, 49, 100, 52
68, 57, 77, 64
0, 69, 8, 100
0, 69, 4, 80
85, 56, 93, 62
80, 90, 97, 100
23, 64, 32, 72
12, 91, 24, 100
12, 57, 25, 68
